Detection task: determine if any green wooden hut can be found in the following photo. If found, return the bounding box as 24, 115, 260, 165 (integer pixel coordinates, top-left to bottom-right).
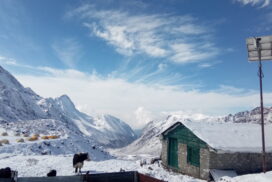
159, 120, 272, 180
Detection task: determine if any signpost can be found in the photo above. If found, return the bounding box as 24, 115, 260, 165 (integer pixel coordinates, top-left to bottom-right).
246, 35, 272, 173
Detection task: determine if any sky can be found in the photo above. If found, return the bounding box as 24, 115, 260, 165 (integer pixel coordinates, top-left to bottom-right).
0, 0, 272, 129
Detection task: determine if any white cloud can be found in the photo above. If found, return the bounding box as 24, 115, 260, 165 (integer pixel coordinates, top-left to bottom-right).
158, 63, 167, 71
52, 38, 82, 68
0, 56, 35, 69
234, 0, 270, 7
12, 66, 272, 129
172, 24, 207, 35
170, 43, 217, 63
67, 4, 217, 64
134, 107, 153, 128
0, 56, 17, 65
198, 61, 221, 68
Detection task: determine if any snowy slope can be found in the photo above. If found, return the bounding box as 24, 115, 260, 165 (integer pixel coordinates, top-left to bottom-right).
0, 153, 205, 182
115, 113, 215, 156
54, 95, 136, 147
0, 66, 136, 156
0, 119, 112, 160
117, 108, 272, 157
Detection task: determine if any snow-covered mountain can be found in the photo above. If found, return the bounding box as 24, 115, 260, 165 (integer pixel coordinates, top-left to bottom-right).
221, 107, 272, 123
0, 66, 136, 156
118, 108, 272, 157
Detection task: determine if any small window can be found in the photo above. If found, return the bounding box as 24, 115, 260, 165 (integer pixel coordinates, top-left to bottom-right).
187, 145, 200, 167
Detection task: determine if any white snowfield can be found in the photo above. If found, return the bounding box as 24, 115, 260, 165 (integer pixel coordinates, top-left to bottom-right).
0, 154, 205, 182
0, 154, 271, 182
219, 172, 272, 182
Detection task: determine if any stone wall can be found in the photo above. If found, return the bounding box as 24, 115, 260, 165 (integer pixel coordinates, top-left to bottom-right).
209, 151, 272, 174
161, 139, 168, 165
177, 144, 200, 178
160, 138, 272, 180
177, 144, 210, 180
200, 148, 210, 179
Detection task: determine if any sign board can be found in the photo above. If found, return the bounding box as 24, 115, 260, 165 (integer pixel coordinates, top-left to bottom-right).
246, 35, 272, 61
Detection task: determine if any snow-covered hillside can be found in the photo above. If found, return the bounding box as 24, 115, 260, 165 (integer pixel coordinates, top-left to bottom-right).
114, 113, 216, 156
0, 66, 136, 156
117, 107, 272, 157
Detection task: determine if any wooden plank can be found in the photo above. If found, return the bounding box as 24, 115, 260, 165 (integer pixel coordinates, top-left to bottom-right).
84, 171, 135, 182
0, 179, 14, 182
18, 175, 82, 182
138, 173, 165, 182
1, 171, 165, 182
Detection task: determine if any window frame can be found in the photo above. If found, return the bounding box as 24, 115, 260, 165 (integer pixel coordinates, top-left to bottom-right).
187, 145, 200, 167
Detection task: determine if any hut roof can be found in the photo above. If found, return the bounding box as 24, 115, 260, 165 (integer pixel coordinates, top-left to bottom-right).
161, 118, 272, 153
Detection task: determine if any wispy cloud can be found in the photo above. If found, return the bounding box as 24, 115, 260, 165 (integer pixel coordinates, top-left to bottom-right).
170, 43, 217, 64
198, 61, 221, 68
52, 38, 82, 68
67, 4, 218, 64
234, 0, 271, 7
214, 85, 256, 95
0, 56, 17, 66
0, 56, 35, 69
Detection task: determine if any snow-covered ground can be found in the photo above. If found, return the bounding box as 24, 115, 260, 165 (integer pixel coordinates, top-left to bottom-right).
219, 172, 272, 182
0, 153, 204, 182
0, 153, 271, 182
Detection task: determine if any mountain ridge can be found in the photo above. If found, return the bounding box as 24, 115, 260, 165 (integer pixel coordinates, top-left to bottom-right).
0, 66, 136, 156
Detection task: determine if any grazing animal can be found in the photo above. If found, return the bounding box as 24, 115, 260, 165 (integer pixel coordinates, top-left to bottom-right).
73, 153, 90, 173
47, 169, 57, 177
0, 167, 11, 178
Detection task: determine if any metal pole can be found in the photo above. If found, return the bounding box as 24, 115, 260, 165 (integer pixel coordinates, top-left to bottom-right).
256, 38, 266, 173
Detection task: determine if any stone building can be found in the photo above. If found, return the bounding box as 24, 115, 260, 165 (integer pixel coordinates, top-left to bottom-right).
159, 119, 272, 180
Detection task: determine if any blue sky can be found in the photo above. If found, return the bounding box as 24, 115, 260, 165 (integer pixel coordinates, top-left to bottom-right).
0, 0, 272, 128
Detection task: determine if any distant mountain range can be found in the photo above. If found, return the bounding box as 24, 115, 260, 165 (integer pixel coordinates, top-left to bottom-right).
0, 66, 136, 157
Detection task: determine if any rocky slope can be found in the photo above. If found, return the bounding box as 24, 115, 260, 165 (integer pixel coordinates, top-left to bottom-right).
221, 107, 272, 124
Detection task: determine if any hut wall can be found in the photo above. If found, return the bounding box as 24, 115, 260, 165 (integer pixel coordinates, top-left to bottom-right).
209, 151, 272, 174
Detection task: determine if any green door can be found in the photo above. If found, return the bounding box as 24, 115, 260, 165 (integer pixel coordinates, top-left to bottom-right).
168, 138, 178, 168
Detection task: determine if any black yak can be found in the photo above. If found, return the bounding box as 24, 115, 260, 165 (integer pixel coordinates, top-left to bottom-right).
73, 153, 90, 173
